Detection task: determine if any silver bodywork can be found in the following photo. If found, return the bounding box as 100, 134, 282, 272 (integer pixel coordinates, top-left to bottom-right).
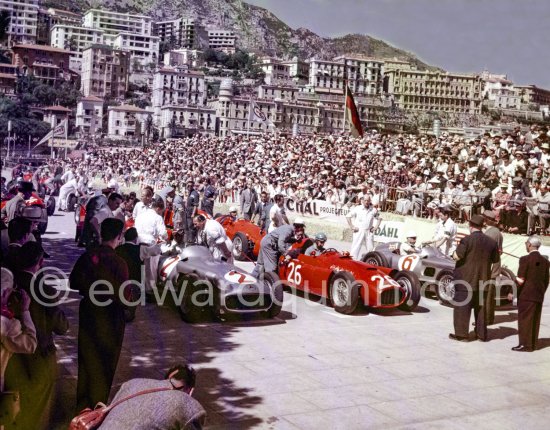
158, 246, 274, 315
371, 242, 515, 300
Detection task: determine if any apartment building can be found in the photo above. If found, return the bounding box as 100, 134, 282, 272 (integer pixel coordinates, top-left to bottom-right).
154, 17, 207, 49
515, 85, 550, 107
480, 71, 520, 110
152, 66, 206, 124
159, 105, 217, 138
385, 68, 483, 115
50, 24, 104, 72
309, 56, 385, 97
83, 8, 153, 39
281, 57, 310, 85
207, 29, 236, 53
0, 63, 17, 97
11, 43, 70, 85
257, 57, 291, 85
1, 0, 39, 46
37, 7, 82, 45
163, 49, 203, 68
113, 33, 159, 67
76, 95, 104, 136
107, 104, 153, 139
80, 44, 130, 99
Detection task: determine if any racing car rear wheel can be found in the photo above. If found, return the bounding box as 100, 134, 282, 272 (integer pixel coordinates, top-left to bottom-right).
496, 267, 516, 306
232, 232, 249, 261
67, 194, 78, 212
362, 251, 389, 268
393, 271, 421, 311
330, 271, 359, 314
435, 269, 455, 304
46, 196, 55, 216
264, 272, 283, 318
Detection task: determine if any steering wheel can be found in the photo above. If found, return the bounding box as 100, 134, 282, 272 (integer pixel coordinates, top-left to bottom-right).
321, 248, 339, 254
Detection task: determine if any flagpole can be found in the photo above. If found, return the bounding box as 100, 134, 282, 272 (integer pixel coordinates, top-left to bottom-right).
247, 95, 252, 137
342, 58, 347, 133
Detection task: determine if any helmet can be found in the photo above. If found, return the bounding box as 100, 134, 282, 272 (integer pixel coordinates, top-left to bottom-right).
406, 230, 417, 238
229, 206, 238, 213
314, 232, 327, 242
293, 217, 305, 227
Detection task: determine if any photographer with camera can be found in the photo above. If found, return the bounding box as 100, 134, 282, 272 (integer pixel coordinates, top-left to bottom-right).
0, 267, 37, 426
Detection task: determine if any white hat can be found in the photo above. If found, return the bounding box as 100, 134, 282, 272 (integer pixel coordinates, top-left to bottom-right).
229, 206, 238, 213
406, 230, 417, 238
293, 217, 306, 226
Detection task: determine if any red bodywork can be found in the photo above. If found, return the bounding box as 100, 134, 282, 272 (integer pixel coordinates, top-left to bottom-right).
216, 215, 265, 259
278, 242, 407, 309
1, 192, 46, 216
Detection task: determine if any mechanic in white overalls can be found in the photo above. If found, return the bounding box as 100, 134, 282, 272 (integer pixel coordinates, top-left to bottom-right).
422, 205, 457, 256
346, 195, 381, 261
193, 214, 233, 263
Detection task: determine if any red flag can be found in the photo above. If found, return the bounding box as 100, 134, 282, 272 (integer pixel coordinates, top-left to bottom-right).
345, 86, 363, 137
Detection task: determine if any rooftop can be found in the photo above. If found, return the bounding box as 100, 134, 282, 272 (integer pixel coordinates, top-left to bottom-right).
108, 104, 152, 113
12, 44, 71, 54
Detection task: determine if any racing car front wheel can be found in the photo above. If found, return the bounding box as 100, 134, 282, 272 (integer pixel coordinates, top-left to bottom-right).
393, 271, 421, 311
232, 232, 250, 261
435, 269, 455, 304
362, 251, 389, 268
330, 271, 359, 314
264, 272, 283, 318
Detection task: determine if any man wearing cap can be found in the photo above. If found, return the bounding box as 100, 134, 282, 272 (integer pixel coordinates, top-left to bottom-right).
252, 218, 306, 278
450, 214, 500, 342
346, 195, 381, 261
305, 232, 327, 256
1, 181, 34, 222
512, 236, 549, 352
400, 231, 420, 255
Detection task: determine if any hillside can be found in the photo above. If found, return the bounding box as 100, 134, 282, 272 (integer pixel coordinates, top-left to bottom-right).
42, 0, 438, 69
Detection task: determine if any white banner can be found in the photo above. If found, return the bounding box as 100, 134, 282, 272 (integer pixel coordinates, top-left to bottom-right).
373, 220, 405, 243
249, 100, 274, 127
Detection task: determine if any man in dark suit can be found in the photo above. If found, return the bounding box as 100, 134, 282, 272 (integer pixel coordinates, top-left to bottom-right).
512, 236, 550, 352
70, 218, 129, 411
449, 214, 500, 342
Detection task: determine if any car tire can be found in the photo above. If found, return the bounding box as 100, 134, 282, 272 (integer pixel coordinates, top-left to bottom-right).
496, 267, 516, 306
37, 220, 47, 235
232, 232, 249, 261
46, 197, 55, 216
393, 271, 421, 311
362, 251, 389, 267
178, 276, 216, 323
435, 269, 455, 304
67, 194, 78, 212
264, 271, 283, 318
330, 271, 359, 314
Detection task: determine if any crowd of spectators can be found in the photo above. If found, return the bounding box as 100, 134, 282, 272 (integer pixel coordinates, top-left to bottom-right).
6, 124, 550, 236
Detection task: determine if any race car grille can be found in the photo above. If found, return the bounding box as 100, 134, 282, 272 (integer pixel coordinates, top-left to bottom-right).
380, 288, 404, 306
225, 294, 272, 312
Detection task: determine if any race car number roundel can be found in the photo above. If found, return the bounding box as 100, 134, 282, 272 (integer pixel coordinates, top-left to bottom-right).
397, 254, 420, 272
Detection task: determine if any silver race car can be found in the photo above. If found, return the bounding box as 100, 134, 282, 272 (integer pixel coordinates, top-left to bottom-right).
156, 246, 282, 322
363, 242, 515, 312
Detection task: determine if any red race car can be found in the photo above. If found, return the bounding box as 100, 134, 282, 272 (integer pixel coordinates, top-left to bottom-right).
215, 215, 265, 261
1, 192, 48, 234
276, 241, 422, 314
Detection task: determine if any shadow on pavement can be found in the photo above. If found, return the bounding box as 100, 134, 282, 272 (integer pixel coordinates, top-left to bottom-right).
487, 325, 518, 340
492, 311, 518, 325
42, 235, 265, 429
536, 338, 550, 350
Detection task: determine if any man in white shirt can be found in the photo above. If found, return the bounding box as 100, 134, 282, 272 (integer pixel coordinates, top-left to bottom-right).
346, 195, 381, 260
90, 193, 123, 242
193, 215, 233, 263
132, 187, 154, 219
135, 199, 168, 298
268, 194, 289, 233
422, 205, 457, 256
57, 176, 79, 211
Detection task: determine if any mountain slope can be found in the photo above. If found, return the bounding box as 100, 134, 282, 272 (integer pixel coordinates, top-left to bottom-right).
42, 0, 438, 69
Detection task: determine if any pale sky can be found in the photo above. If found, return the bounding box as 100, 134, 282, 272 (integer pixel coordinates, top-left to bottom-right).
245, 0, 550, 89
